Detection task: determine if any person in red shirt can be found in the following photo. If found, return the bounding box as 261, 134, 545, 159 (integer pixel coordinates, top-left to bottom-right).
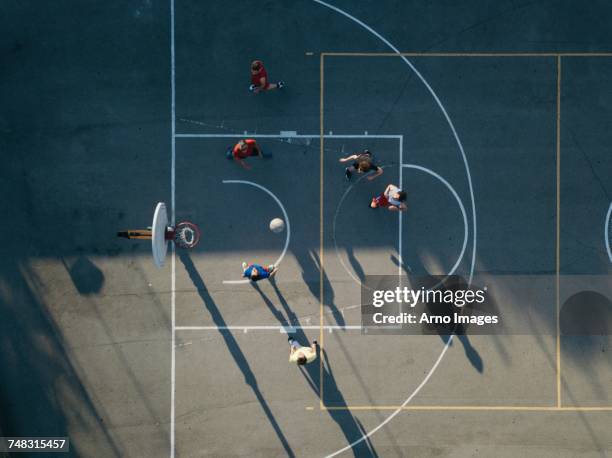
230, 138, 263, 169
249, 60, 284, 93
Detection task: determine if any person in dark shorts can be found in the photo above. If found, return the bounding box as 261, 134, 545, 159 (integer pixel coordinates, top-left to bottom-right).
370, 183, 407, 211
249, 60, 284, 93
242, 262, 278, 281
339, 150, 383, 181
229, 139, 263, 170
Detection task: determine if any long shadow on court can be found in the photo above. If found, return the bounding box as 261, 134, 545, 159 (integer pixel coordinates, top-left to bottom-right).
391, 263, 485, 373
252, 281, 379, 457
421, 288, 484, 372
61, 255, 171, 445
346, 246, 366, 282
390, 254, 410, 275
438, 334, 484, 373
294, 247, 345, 328
0, 258, 121, 457
178, 252, 295, 457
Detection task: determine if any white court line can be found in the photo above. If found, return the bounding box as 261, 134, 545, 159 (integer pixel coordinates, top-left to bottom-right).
313, 1, 476, 279
398, 137, 404, 315
169, 0, 175, 456
606, 202, 612, 263
332, 164, 468, 287
175, 133, 402, 139
175, 302, 364, 333
176, 325, 362, 332
222, 180, 291, 285
330, 165, 414, 328
398, 135, 403, 278
332, 172, 376, 286
401, 164, 469, 278
312, 2, 476, 457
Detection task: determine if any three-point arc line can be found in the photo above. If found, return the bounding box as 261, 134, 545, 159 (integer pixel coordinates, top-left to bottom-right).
401, 164, 469, 278
221, 180, 291, 285
312, 1, 477, 457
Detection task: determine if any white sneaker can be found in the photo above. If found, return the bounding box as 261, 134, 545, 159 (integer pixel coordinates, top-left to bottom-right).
242, 262, 248, 270
249, 84, 256, 92
277, 81, 285, 89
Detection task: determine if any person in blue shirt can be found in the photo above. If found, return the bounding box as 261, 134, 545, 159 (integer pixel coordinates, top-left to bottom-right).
242, 262, 278, 281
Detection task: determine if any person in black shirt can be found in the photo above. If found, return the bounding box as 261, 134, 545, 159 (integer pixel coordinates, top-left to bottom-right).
339, 150, 384, 181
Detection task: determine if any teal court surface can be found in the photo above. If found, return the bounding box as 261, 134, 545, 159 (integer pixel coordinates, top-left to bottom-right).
2, 1, 612, 457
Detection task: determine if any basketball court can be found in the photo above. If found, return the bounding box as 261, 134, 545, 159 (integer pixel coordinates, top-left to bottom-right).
2, 1, 612, 457
167, 7, 612, 454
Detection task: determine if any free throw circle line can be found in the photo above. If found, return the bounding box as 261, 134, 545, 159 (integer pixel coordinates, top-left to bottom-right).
332, 166, 403, 288
401, 164, 469, 278
332, 165, 468, 286
221, 180, 291, 285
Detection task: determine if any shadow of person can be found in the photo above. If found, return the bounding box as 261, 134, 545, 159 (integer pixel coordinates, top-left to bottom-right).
251, 281, 301, 331
178, 251, 295, 457
418, 276, 485, 374
300, 346, 378, 458
390, 253, 412, 275
346, 245, 366, 282
251, 282, 291, 326
293, 247, 345, 328
438, 333, 483, 373
252, 279, 378, 457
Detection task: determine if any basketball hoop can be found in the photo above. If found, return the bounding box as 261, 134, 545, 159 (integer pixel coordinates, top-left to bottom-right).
117, 202, 201, 268
173, 221, 201, 249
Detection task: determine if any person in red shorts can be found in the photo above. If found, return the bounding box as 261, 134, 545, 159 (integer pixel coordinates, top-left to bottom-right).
249, 60, 284, 93
230, 138, 263, 170
370, 183, 407, 212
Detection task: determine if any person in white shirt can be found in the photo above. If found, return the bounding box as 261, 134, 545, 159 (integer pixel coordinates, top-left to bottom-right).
370, 183, 407, 211
288, 337, 317, 365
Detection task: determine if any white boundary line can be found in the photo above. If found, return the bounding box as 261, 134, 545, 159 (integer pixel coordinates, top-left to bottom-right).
398, 137, 404, 314
605, 202, 612, 263
398, 135, 403, 278
169, 0, 176, 456
221, 180, 292, 285
176, 325, 362, 332
312, 2, 476, 457
175, 133, 402, 139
